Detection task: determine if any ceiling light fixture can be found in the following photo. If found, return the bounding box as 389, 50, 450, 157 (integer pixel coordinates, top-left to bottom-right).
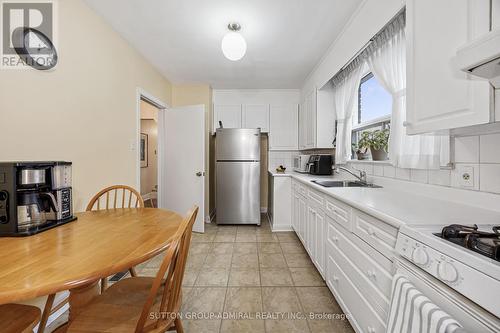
221, 22, 247, 61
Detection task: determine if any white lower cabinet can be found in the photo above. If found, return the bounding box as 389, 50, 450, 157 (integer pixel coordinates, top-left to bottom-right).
290, 179, 397, 333
268, 174, 292, 231
326, 244, 387, 333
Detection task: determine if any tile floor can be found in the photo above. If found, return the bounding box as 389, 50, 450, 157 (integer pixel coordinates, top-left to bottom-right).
48, 215, 353, 333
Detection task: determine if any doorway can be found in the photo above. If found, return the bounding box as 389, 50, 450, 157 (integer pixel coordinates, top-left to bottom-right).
136, 90, 206, 233
139, 99, 160, 207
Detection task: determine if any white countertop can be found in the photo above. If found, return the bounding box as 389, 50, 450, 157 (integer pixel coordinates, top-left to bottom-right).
268, 169, 500, 229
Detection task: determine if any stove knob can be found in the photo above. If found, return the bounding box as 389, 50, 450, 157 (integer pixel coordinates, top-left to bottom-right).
411, 247, 429, 266
437, 261, 459, 283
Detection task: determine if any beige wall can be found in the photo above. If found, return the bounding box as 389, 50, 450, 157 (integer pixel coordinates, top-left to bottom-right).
0, 0, 172, 212
171, 84, 213, 220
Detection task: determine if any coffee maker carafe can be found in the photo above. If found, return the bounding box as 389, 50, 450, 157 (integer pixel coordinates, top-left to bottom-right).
0, 162, 76, 236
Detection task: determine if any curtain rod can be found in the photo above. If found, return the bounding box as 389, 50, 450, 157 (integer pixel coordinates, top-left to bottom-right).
336, 7, 406, 75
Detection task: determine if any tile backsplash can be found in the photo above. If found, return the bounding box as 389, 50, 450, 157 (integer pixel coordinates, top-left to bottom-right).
268, 151, 297, 171
348, 133, 500, 195
268, 149, 335, 171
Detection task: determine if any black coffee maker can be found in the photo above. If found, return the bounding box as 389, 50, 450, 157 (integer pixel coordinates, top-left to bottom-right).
0, 162, 76, 236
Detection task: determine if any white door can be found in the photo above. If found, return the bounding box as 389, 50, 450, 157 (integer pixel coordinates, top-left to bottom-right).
158, 105, 205, 233
242, 104, 270, 132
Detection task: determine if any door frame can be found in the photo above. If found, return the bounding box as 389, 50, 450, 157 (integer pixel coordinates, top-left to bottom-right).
135, 88, 168, 191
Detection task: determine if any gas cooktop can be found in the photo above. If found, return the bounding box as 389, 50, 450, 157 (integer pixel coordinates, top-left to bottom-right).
434, 224, 500, 262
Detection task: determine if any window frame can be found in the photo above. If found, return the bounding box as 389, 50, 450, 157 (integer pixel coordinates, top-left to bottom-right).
351, 70, 392, 160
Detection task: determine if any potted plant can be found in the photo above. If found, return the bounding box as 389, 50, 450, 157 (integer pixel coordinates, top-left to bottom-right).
361, 129, 389, 161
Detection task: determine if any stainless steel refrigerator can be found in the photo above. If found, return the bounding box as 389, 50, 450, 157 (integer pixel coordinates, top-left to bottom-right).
216, 128, 261, 225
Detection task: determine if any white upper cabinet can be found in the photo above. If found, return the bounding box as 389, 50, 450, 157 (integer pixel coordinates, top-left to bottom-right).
269, 104, 298, 150
214, 104, 242, 130
299, 87, 335, 149
242, 104, 269, 132
406, 0, 493, 134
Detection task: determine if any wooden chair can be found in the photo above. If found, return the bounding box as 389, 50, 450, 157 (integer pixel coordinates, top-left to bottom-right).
86, 185, 145, 211
0, 303, 41, 333
37, 293, 69, 333
67, 206, 199, 333
86, 185, 145, 293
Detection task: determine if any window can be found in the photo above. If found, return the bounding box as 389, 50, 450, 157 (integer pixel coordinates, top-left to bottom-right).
351, 72, 392, 160
357, 73, 392, 124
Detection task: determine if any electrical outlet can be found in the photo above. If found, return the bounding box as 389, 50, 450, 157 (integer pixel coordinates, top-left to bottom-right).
457, 165, 475, 188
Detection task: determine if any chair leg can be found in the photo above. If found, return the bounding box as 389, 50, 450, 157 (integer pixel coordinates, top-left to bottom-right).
37, 294, 55, 333
174, 318, 184, 333
129, 267, 138, 277
100, 277, 108, 294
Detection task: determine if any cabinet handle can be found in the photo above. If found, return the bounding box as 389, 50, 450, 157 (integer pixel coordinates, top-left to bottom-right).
367, 270, 377, 279
402, 121, 410, 127
332, 236, 339, 243
367, 227, 376, 236
333, 275, 339, 282
367, 326, 376, 333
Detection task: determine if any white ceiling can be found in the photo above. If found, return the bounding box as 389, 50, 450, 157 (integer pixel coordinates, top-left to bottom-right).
84, 0, 363, 89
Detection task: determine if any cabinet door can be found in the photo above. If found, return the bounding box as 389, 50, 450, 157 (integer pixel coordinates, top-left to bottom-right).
315, 210, 326, 277
406, 0, 491, 134
269, 104, 298, 150
298, 102, 307, 149
307, 205, 317, 258
298, 196, 307, 245
214, 105, 242, 130
305, 90, 317, 148
242, 104, 269, 132
494, 0, 500, 30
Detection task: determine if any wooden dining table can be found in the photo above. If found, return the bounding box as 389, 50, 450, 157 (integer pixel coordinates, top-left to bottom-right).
0, 208, 183, 323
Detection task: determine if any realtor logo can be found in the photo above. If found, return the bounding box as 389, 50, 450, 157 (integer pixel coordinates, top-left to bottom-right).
1, 0, 57, 69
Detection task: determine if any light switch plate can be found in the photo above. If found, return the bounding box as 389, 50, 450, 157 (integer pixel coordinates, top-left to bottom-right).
129, 139, 136, 151
457, 165, 475, 188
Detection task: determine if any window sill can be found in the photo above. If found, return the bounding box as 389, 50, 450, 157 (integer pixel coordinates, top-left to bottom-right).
348, 160, 392, 165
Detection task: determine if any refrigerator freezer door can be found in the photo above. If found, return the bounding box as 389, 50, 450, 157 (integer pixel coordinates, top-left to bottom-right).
216, 161, 260, 224
216, 128, 260, 161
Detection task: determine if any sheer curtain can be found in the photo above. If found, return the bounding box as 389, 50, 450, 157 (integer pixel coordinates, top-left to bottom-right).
333, 59, 364, 164
366, 13, 443, 169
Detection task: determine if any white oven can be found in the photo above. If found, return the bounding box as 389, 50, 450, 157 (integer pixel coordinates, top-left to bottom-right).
394, 226, 500, 332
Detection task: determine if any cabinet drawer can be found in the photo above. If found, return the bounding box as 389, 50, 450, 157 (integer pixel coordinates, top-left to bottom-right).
327, 216, 393, 296
352, 210, 398, 259
324, 196, 351, 230
297, 182, 307, 197
327, 221, 391, 320
326, 244, 386, 333
307, 188, 324, 208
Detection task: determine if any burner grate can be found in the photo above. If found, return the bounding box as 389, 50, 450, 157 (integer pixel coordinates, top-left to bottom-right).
435, 224, 500, 261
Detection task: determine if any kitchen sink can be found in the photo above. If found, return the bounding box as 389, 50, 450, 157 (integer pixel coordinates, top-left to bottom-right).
311, 180, 382, 188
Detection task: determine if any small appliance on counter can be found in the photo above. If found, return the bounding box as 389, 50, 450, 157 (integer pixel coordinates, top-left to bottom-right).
0, 161, 76, 236
293, 154, 311, 173
307, 155, 333, 175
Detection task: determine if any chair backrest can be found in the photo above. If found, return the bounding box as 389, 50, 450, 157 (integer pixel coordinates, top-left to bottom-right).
86, 185, 145, 211
135, 206, 198, 333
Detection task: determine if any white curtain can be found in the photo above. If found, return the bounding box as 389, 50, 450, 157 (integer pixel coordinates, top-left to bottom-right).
333, 59, 364, 164
366, 14, 443, 169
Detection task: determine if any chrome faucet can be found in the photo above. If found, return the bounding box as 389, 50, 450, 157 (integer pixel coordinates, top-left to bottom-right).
334, 166, 367, 183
